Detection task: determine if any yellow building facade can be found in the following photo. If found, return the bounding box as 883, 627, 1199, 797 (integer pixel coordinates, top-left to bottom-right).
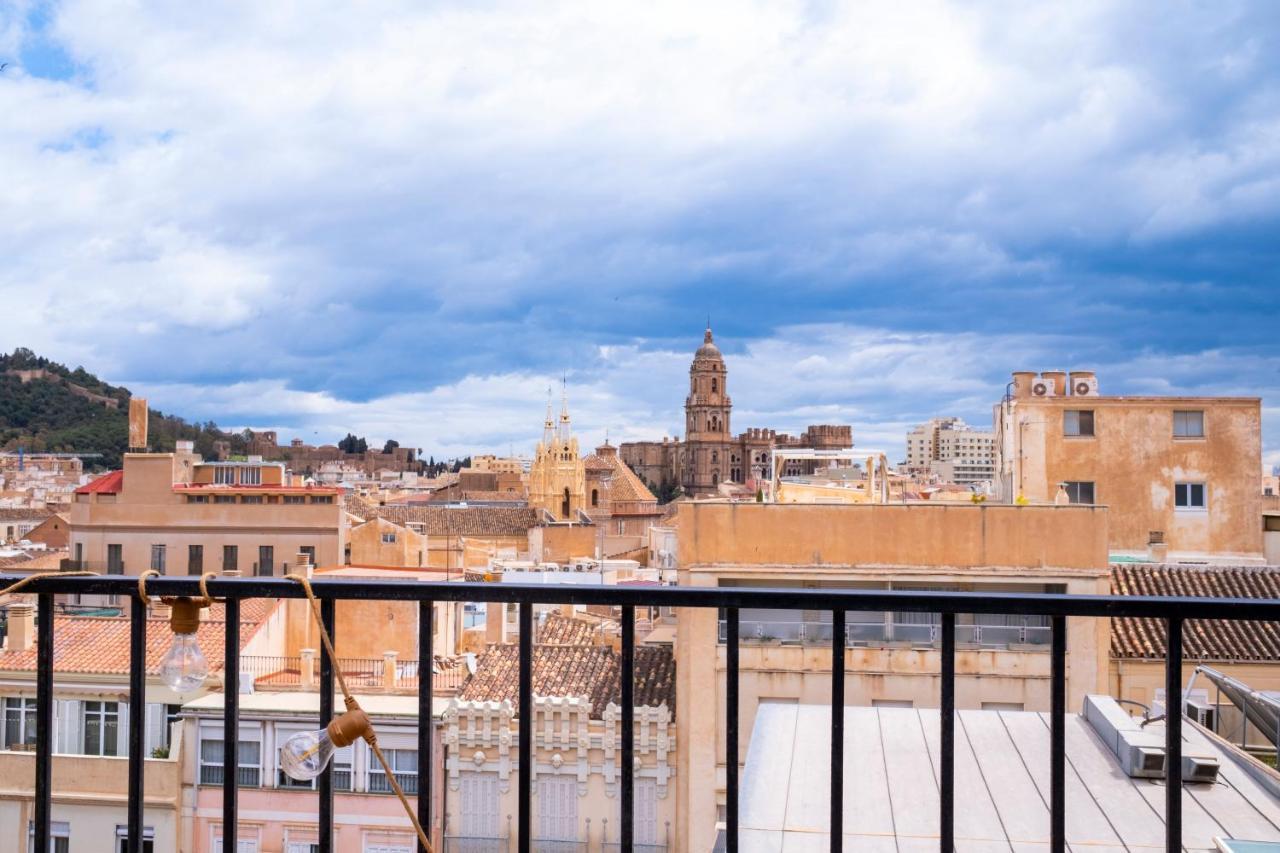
527, 390, 586, 521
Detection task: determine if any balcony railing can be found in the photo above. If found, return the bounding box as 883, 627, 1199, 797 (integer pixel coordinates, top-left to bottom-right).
238, 655, 469, 691
3, 573, 1274, 853
444, 837, 508, 853
718, 617, 1052, 648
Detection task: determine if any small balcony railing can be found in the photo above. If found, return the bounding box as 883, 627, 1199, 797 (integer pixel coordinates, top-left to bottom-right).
3, 572, 1272, 853
444, 836, 508, 853
718, 616, 1052, 648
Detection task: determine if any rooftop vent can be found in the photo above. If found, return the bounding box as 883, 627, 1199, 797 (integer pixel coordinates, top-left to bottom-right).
1083, 694, 1165, 778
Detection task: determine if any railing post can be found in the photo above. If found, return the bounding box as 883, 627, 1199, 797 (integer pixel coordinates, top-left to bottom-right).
419, 600, 434, 853
726, 607, 739, 853
518, 601, 533, 853
223, 598, 240, 853
621, 605, 635, 853
34, 593, 54, 853
940, 612, 955, 853
127, 596, 146, 852
1166, 617, 1183, 853
831, 609, 845, 853
319, 598, 335, 853
1050, 615, 1066, 853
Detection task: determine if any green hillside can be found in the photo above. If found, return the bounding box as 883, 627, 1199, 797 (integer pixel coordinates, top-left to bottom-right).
0, 348, 244, 469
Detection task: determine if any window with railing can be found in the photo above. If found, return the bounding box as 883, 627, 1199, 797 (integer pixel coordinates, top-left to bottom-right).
83, 701, 119, 757
200, 738, 261, 787
3, 696, 36, 750
368, 747, 417, 794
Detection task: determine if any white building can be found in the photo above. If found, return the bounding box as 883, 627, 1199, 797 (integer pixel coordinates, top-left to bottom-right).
904, 417, 996, 485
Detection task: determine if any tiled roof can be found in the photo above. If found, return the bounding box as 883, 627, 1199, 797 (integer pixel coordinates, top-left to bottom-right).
0, 507, 56, 520
0, 599, 276, 676
459, 491, 527, 504
582, 449, 657, 507
458, 643, 675, 718
75, 470, 123, 495
1111, 564, 1280, 661
0, 549, 69, 571
537, 613, 601, 645
364, 505, 540, 537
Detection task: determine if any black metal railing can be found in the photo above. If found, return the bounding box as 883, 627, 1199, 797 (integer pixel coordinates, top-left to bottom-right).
3, 573, 1276, 853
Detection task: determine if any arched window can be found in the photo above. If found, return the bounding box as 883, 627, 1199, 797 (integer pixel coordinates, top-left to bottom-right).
712, 471, 719, 487
712, 451, 719, 463
561, 488, 571, 518
591, 488, 599, 507
711, 378, 718, 393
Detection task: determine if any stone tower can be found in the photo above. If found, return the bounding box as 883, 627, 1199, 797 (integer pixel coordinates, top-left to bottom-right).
528, 384, 587, 520
682, 325, 732, 495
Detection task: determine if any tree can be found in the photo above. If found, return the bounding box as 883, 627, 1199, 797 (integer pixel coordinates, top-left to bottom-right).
338, 433, 369, 454
383, 439, 400, 454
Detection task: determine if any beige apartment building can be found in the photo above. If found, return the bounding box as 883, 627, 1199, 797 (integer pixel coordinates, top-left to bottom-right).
903, 417, 996, 484
69, 442, 345, 582
672, 501, 1111, 853
994, 370, 1264, 559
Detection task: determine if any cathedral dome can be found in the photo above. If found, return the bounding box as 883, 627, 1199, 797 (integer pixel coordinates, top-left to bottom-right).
695, 327, 722, 359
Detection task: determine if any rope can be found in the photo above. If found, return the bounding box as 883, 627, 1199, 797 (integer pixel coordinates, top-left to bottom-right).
138, 570, 217, 609
287, 573, 434, 852
0, 570, 98, 602
137, 570, 160, 606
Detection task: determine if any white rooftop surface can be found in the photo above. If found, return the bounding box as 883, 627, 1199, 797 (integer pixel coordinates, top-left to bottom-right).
183, 691, 444, 718
740, 703, 1280, 852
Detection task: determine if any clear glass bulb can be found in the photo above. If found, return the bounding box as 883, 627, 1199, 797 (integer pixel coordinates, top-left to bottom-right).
159, 632, 208, 692
280, 728, 335, 781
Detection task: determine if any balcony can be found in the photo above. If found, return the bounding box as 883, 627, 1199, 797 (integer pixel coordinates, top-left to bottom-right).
719, 615, 1052, 648
238, 655, 469, 692
1, 572, 1271, 853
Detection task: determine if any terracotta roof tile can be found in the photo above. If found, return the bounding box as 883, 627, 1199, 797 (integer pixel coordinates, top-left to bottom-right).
458, 643, 674, 718
1111, 564, 1280, 661
0, 507, 57, 520
364, 505, 540, 536
0, 599, 275, 676
537, 613, 600, 645
75, 470, 123, 495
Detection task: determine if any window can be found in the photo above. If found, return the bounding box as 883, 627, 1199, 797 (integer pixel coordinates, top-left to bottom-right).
1173, 410, 1205, 438
214, 467, 235, 485
381, 532, 397, 544
188, 544, 204, 576
284, 495, 306, 505
300, 546, 316, 566
1063, 410, 1095, 437
311, 495, 334, 505
115, 825, 154, 853
363, 834, 414, 853
240, 495, 264, 505
459, 772, 501, 839
223, 545, 238, 572
241, 467, 262, 486
368, 748, 417, 794
1175, 482, 1207, 510
149, 544, 166, 572
3, 697, 36, 750
28, 820, 70, 853
591, 488, 599, 508
186, 494, 208, 504
536, 776, 578, 842
83, 701, 119, 756
1063, 481, 1095, 504
214, 495, 237, 504
200, 737, 262, 787
257, 546, 274, 577
634, 778, 659, 844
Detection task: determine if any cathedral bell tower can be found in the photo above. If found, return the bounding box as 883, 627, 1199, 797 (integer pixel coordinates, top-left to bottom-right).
682, 325, 732, 494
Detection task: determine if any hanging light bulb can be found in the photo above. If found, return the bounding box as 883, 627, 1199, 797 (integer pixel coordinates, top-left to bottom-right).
280, 707, 370, 781
160, 599, 209, 692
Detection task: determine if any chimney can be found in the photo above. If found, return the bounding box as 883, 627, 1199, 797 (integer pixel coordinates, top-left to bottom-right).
128, 397, 148, 451
1040, 370, 1067, 396
1011, 371, 1036, 399
300, 648, 317, 689
6, 603, 35, 652
382, 651, 399, 688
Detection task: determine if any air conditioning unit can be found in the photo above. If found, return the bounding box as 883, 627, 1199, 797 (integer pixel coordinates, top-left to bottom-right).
1031, 378, 1056, 397
1073, 376, 1099, 396
1185, 698, 1217, 730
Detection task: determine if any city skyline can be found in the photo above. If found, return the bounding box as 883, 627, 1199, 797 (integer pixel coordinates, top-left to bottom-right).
3, 2, 1278, 461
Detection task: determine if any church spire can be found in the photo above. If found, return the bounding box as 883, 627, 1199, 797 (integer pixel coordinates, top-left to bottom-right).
542, 387, 555, 446
557, 376, 572, 441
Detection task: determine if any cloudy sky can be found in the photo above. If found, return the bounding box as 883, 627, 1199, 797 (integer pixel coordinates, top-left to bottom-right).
2, 1, 1279, 464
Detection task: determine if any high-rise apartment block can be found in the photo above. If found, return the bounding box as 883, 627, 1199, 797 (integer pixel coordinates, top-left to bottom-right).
903, 417, 996, 484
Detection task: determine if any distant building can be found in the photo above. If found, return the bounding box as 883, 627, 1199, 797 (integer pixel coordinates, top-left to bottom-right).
527, 389, 587, 521
69, 442, 345, 588
993, 370, 1264, 560
621, 327, 853, 497
904, 417, 996, 484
